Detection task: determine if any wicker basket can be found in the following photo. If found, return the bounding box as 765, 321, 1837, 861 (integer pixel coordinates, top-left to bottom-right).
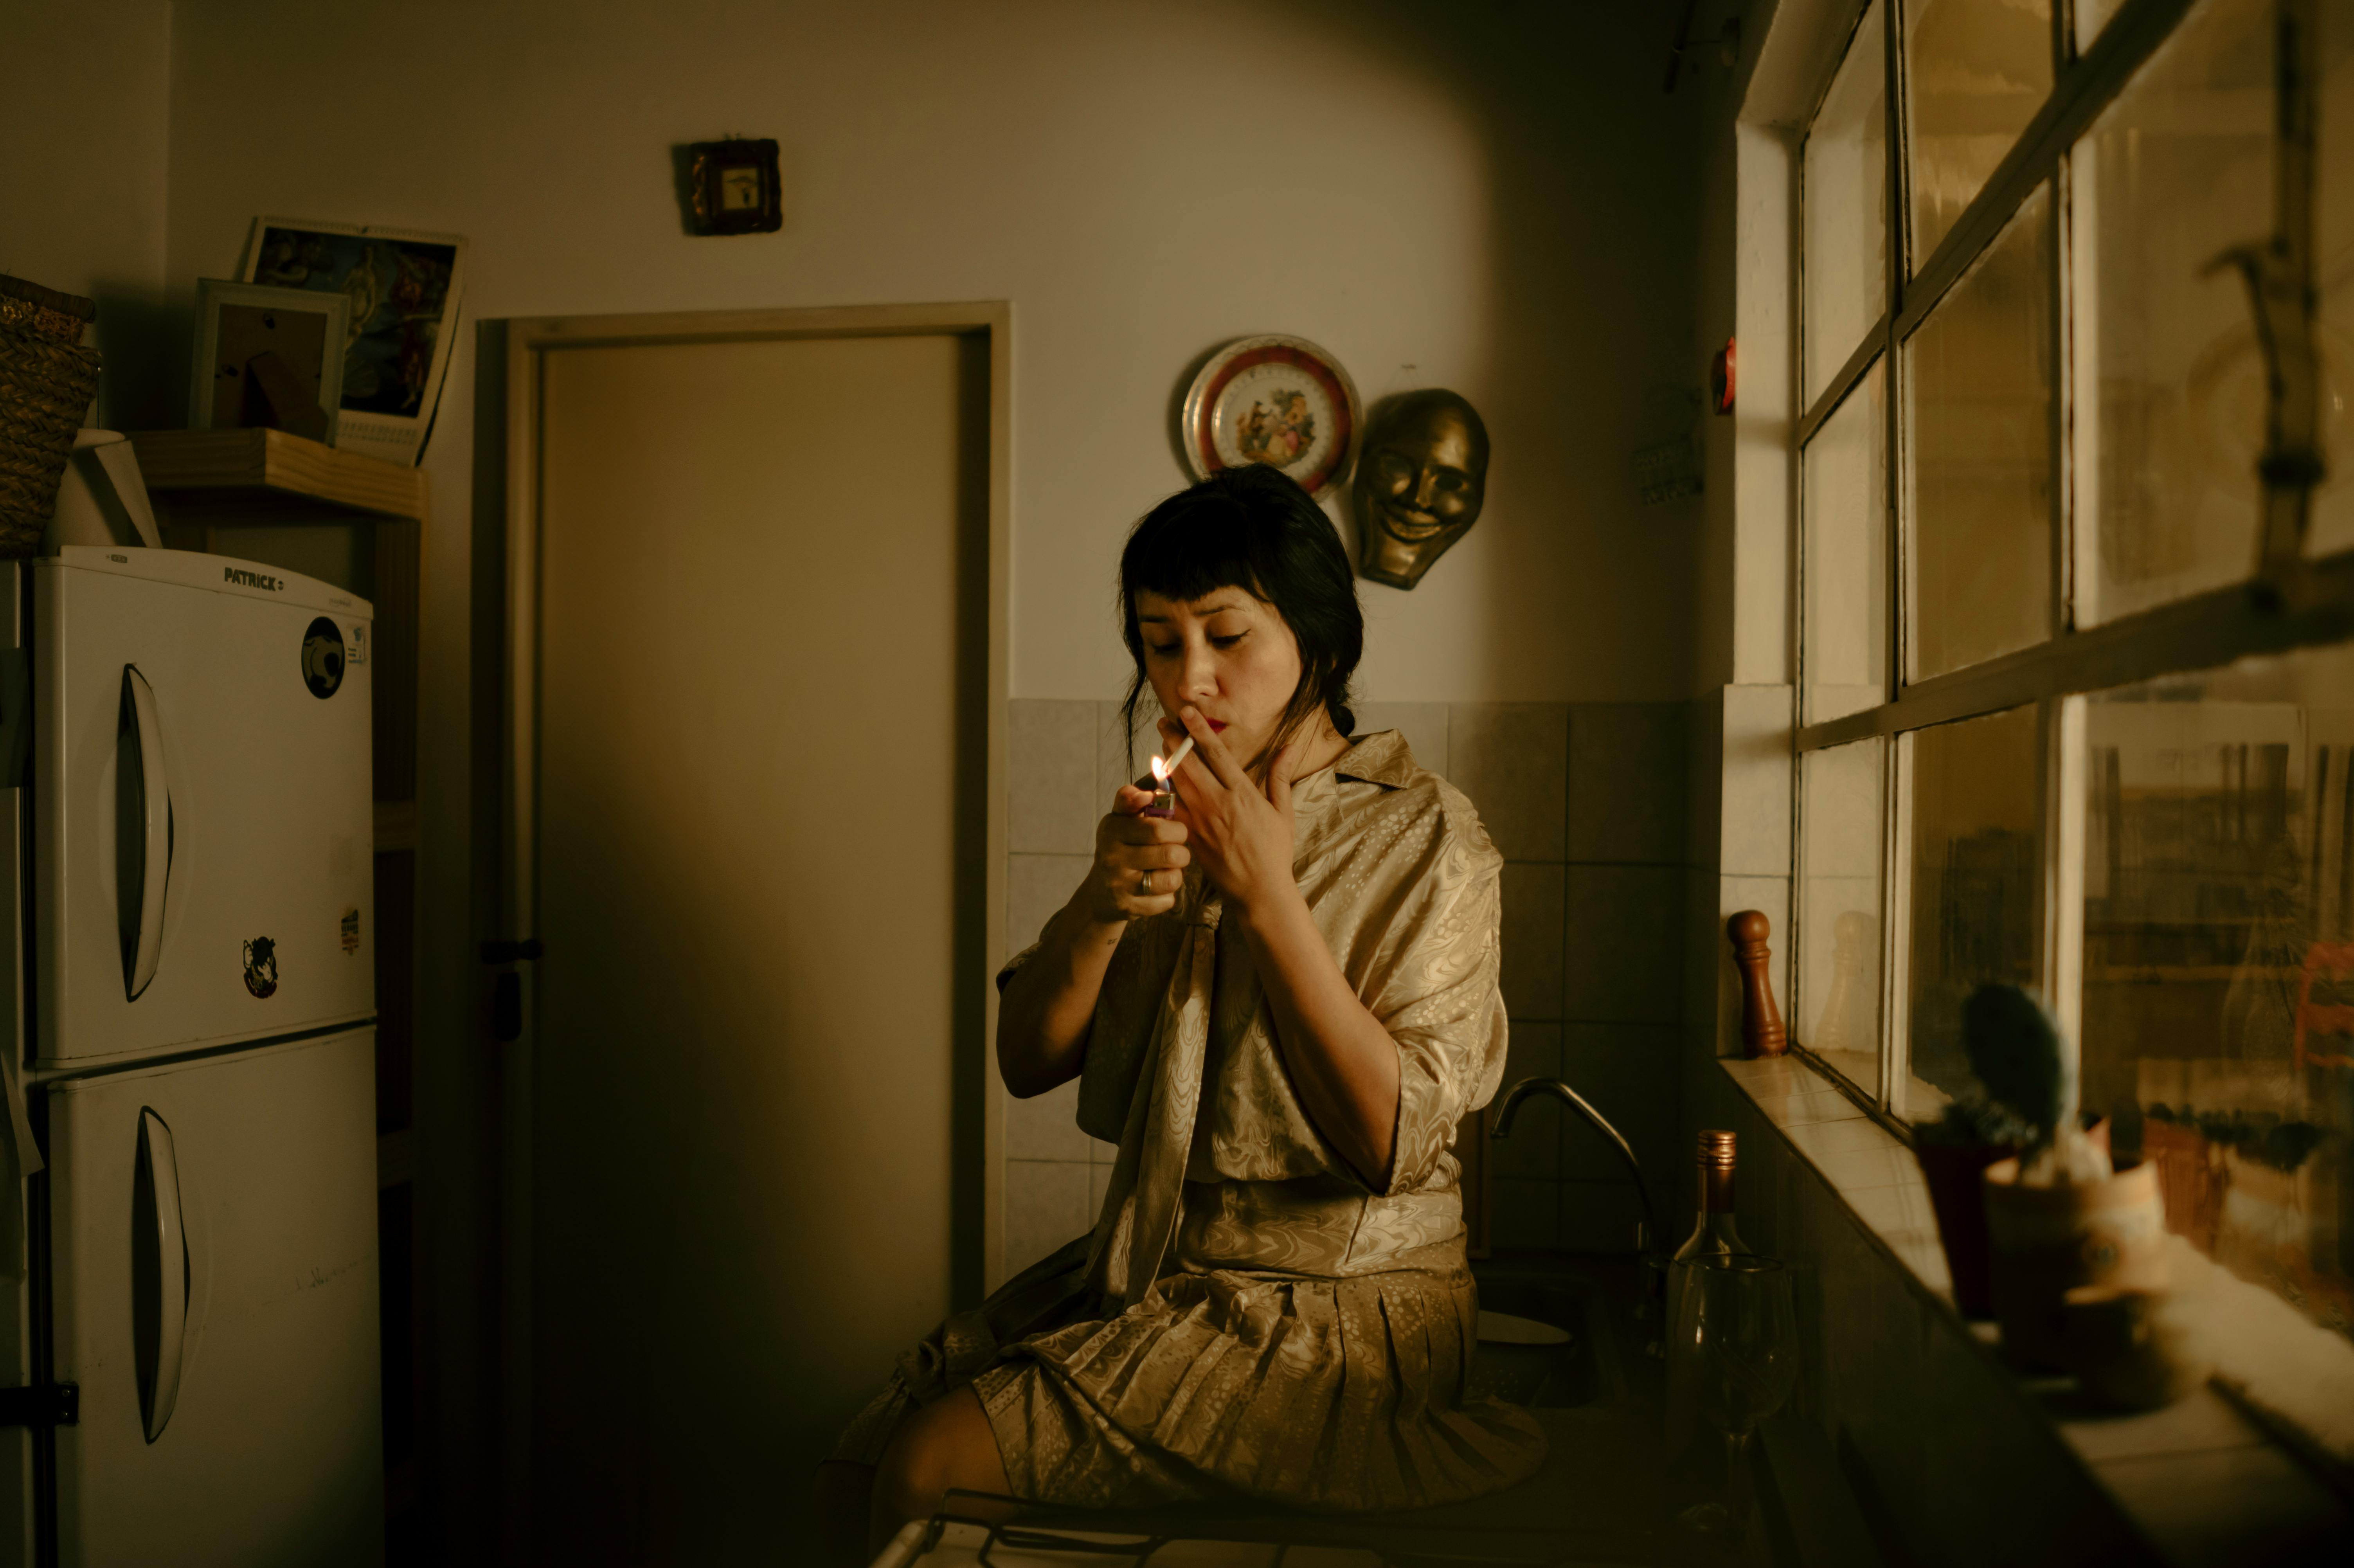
0, 275, 101, 559
0, 274, 96, 344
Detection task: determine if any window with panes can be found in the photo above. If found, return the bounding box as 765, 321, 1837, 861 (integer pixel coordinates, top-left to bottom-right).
1792, 0, 2354, 1341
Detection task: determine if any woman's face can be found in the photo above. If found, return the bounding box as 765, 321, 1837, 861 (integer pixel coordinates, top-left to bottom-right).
1134, 586, 1307, 767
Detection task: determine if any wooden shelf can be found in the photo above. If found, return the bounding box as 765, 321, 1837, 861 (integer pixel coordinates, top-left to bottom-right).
128, 429, 426, 526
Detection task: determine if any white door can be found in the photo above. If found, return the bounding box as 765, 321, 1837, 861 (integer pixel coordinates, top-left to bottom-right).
47, 1028, 381, 1566
511, 317, 995, 1557
34, 548, 374, 1068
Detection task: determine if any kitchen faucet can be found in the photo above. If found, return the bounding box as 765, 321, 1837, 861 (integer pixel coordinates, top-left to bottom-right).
1491, 1077, 1659, 1252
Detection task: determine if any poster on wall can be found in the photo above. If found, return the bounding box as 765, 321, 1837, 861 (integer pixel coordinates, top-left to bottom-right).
237, 217, 468, 468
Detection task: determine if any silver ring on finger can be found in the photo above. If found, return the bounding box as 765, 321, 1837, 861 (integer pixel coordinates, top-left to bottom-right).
1138, 870, 1154, 896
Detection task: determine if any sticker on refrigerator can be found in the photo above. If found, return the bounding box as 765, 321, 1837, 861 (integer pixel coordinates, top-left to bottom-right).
243, 936, 279, 998
342, 907, 361, 955
347, 623, 367, 664
301, 617, 346, 699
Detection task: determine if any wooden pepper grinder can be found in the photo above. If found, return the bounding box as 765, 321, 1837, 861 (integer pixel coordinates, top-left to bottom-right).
1726, 910, 1787, 1059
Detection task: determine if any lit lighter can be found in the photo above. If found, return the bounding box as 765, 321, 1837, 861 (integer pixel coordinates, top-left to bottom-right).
1139, 734, 1195, 818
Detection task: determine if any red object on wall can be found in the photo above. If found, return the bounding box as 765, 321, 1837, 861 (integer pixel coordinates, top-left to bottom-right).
1711, 337, 1736, 414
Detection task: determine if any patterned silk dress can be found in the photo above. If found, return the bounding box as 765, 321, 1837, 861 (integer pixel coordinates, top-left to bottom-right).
832, 730, 1545, 1509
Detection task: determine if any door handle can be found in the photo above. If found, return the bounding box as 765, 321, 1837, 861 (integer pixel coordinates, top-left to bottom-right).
117, 667, 172, 1000
132, 1108, 188, 1443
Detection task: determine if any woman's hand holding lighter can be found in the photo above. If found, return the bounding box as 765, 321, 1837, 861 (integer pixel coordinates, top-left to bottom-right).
1084, 780, 1190, 925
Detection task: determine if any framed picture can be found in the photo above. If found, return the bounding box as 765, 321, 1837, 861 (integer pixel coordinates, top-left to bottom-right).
238, 217, 469, 467
1180, 335, 1362, 498
187, 279, 349, 443
687, 139, 783, 236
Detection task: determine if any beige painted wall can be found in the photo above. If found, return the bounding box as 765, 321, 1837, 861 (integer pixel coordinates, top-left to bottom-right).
0, 0, 176, 430
153, 0, 1705, 709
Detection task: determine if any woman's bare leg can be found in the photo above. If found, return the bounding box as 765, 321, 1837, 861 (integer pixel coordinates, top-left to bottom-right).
869, 1386, 1013, 1554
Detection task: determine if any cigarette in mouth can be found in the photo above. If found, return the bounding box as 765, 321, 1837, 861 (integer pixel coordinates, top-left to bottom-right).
1152, 734, 1197, 783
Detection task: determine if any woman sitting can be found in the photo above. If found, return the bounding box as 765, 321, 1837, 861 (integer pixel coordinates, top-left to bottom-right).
821, 463, 1543, 1558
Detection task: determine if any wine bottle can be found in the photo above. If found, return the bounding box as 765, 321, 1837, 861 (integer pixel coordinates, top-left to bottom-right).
1667, 1130, 1745, 1332
1663, 1128, 1750, 1507
1674, 1129, 1745, 1260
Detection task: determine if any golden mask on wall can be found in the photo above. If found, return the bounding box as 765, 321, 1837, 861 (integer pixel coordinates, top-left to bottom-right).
1352, 389, 1489, 590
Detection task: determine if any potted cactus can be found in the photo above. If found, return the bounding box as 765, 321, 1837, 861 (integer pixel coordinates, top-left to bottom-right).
1914, 986, 2115, 1319
1954, 986, 2166, 1369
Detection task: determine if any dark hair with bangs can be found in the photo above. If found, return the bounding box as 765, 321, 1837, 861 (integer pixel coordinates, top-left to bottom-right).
1118, 464, 1363, 772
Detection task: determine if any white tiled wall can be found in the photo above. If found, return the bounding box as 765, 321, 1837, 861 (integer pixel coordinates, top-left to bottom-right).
1433, 700, 1690, 1253
999, 700, 1150, 1276
996, 697, 1692, 1277
1677, 682, 1794, 1223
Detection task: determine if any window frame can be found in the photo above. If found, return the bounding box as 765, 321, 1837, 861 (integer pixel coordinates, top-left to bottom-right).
1787, 0, 2349, 1127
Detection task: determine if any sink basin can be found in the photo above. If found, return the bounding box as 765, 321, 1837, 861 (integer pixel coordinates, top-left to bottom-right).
1466, 1273, 1604, 1408
1476, 1309, 1571, 1344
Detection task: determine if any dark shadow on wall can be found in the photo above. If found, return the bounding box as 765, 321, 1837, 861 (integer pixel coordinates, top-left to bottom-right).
84, 274, 178, 432
1290, 0, 1712, 702
1278, 0, 1714, 1368
951, 329, 994, 1312
414, 315, 513, 1567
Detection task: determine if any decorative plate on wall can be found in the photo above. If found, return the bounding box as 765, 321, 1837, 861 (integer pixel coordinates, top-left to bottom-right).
1180, 335, 1361, 498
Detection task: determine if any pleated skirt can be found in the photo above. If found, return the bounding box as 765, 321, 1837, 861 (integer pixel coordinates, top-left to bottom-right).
830, 1235, 1546, 1512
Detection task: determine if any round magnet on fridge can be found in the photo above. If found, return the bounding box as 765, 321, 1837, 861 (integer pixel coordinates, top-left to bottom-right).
302, 617, 345, 699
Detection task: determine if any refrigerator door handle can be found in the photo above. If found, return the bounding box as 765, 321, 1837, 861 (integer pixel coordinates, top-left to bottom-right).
133, 1107, 189, 1443
118, 665, 173, 1000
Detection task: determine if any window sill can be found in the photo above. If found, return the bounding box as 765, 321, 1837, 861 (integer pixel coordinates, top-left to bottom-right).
1715, 1053, 2354, 1567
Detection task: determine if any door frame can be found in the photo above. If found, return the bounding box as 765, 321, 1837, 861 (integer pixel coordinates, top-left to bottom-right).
494, 302, 1010, 1545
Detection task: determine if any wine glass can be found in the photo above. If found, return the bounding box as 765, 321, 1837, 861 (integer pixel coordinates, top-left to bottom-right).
1666, 1253, 1798, 1540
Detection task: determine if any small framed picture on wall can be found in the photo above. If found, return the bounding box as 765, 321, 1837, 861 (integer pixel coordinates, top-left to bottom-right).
187, 279, 349, 443
687, 138, 783, 236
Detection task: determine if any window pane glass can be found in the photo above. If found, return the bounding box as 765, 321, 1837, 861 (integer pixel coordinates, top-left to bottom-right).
1805, 0, 1888, 407
1905, 0, 2055, 265
2305, 6, 2354, 557
1908, 183, 2055, 680
1904, 705, 2042, 1123
2074, 0, 2276, 622
2083, 641, 2354, 1346
1803, 360, 1887, 724
2077, 0, 2122, 50
1800, 738, 1886, 1099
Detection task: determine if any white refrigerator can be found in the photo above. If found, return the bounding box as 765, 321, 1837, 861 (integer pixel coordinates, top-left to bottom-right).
0, 548, 382, 1566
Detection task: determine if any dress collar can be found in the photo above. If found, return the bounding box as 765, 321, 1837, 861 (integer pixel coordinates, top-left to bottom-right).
1334, 728, 1418, 789
1283, 729, 1419, 823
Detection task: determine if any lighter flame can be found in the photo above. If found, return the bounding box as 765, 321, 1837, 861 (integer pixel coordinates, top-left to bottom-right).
1150, 755, 1167, 782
